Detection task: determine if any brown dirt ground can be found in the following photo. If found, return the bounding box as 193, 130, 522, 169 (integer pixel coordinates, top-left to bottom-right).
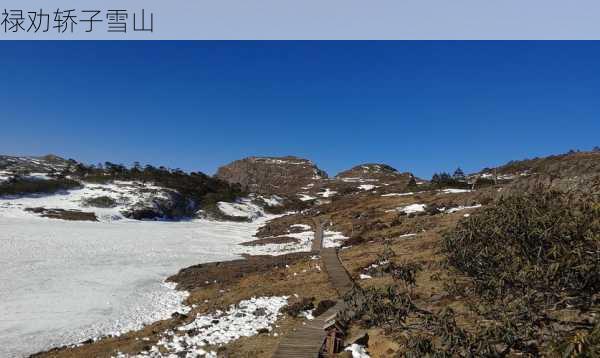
25, 207, 98, 221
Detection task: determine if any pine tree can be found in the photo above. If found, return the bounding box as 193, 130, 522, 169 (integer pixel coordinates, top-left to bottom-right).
453, 167, 466, 181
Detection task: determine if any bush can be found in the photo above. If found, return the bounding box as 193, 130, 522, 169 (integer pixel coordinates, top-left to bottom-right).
282, 297, 314, 317
443, 188, 600, 306
0, 177, 81, 196
82, 196, 117, 208
313, 299, 336, 317
340, 286, 415, 329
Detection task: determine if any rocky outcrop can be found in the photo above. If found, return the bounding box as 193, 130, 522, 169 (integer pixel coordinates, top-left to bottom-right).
122, 190, 197, 220
0, 154, 73, 173
215, 156, 328, 195
336, 163, 413, 183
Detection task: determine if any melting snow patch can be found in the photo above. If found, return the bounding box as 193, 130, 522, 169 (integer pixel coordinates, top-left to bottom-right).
299, 309, 315, 320
217, 199, 263, 220
445, 204, 482, 213
259, 195, 284, 207
318, 188, 337, 198
290, 223, 311, 231
298, 194, 316, 201
439, 188, 472, 194
345, 343, 371, 357
388, 203, 426, 214
151, 296, 287, 355
358, 184, 377, 191
323, 230, 348, 248
381, 192, 414, 197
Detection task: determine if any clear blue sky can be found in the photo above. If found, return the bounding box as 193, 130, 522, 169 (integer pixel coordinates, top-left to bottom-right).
1, 41, 598, 178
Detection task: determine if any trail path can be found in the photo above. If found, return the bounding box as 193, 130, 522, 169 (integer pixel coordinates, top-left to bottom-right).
272, 218, 353, 357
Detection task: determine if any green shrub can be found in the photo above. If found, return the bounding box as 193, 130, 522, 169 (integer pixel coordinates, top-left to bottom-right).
443, 188, 600, 306
340, 286, 415, 329
82, 196, 117, 208
0, 177, 81, 196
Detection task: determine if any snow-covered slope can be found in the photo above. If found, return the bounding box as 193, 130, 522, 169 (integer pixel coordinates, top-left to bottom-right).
0, 180, 172, 222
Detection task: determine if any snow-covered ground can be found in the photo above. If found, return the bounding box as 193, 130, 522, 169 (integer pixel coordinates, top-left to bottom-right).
0, 192, 280, 357
127, 296, 289, 357
0, 180, 171, 222
387, 203, 427, 214
318, 188, 337, 198
217, 199, 264, 220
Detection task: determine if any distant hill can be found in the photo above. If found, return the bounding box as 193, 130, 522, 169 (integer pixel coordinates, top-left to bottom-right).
336, 163, 414, 183
471, 149, 600, 193
215, 156, 328, 196
0, 154, 74, 174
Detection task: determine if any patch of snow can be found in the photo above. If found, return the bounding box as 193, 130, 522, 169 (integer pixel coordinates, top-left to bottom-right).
217, 199, 263, 220
318, 188, 337, 198
299, 309, 315, 320
323, 230, 348, 248
298, 193, 316, 201
259, 195, 284, 207
345, 343, 371, 358
388, 203, 426, 214
358, 184, 377, 191
166, 296, 287, 348
445, 204, 482, 213
0, 180, 172, 222
258, 158, 308, 165
440, 188, 472, 194
381, 192, 414, 197
340, 177, 378, 183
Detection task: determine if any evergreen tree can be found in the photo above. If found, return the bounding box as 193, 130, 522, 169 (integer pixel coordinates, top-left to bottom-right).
453, 167, 466, 181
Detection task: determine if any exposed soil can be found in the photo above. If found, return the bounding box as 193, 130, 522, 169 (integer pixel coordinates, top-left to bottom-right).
167, 252, 313, 292
24, 207, 98, 221
239, 236, 300, 246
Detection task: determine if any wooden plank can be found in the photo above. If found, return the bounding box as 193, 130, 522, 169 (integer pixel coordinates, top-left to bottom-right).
272, 218, 354, 358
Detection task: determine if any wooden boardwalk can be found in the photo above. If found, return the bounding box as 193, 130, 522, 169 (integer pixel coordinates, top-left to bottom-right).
272, 218, 353, 358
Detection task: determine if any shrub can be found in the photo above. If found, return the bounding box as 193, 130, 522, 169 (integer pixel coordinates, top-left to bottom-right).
0, 177, 81, 196
340, 286, 415, 329
313, 299, 336, 317
282, 297, 314, 317
443, 188, 600, 306
82, 196, 117, 208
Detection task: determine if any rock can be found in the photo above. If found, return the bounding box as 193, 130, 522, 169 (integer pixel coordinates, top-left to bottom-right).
122, 190, 197, 220
215, 156, 328, 196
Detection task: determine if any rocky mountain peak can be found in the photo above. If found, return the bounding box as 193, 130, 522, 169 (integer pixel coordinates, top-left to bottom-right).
336, 163, 410, 182
215, 156, 328, 195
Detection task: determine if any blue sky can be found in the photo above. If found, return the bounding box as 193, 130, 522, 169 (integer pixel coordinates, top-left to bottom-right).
0, 41, 598, 178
